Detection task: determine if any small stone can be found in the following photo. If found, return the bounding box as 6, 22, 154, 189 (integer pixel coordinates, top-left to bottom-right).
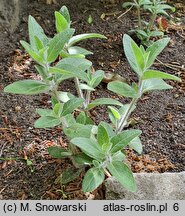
174, 94, 179, 98
105, 172, 185, 200
15, 106, 21, 112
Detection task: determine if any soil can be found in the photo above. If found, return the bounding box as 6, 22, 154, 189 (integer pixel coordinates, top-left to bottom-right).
0, 0, 185, 200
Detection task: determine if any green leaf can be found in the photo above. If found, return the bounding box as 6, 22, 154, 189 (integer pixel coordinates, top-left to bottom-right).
61, 167, 83, 184
129, 137, 143, 154
146, 38, 170, 68
108, 81, 138, 98
68, 46, 93, 55
142, 78, 173, 93
48, 146, 72, 158
71, 137, 105, 161
53, 103, 63, 116
76, 112, 86, 124
111, 129, 142, 154
62, 114, 76, 126
47, 28, 74, 63
57, 91, 75, 103
108, 106, 121, 120
34, 116, 61, 128
82, 167, 105, 192
35, 65, 48, 79
62, 98, 85, 116
59, 6, 71, 24
28, 15, 49, 50
136, 29, 148, 38
67, 33, 107, 47
34, 36, 44, 51
97, 124, 109, 148
90, 70, 104, 88
64, 124, 93, 139
99, 122, 116, 138
119, 103, 136, 116
79, 84, 95, 91
72, 153, 93, 165
56, 57, 92, 82
26, 159, 33, 166
131, 41, 145, 73
4, 80, 50, 95
49, 67, 77, 81
142, 70, 181, 81
20, 41, 44, 64
87, 15, 93, 24
55, 11, 69, 33
123, 34, 143, 76
149, 31, 164, 37
36, 108, 54, 117
112, 151, 126, 161
87, 98, 123, 109
107, 161, 136, 192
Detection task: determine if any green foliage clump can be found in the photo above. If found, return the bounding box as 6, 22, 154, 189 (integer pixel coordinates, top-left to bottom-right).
4, 5, 180, 193
123, 0, 175, 46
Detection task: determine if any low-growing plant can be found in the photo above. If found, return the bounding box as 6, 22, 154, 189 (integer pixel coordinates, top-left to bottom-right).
123, 0, 175, 46
4, 6, 181, 193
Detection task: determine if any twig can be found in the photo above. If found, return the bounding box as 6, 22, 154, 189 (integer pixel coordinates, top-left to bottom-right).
118, 6, 133, 19
0, 186, 7, 194
155, 58, 185, 71
0, 142, 7, 157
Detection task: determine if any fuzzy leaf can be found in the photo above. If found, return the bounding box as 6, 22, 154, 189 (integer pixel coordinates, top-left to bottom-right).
48, 146, 72, 158
79, 84, 95, 91
111, 129, 142, 153
47, 28, 74, 63
62, 98, 84, 116
107, 161, 136, 192
59, 6, 71, 23
108, 81, 138, 98
68, 46, 93, 55
34, 116, 61, 128
90, 70, 104, 88
4, 80, 50, 95
28, 15, 49, 50
61, 167, 83, 184
20, 41, 44, 64
97, 124, 109, 148
36, 108, 54, 117
123, 34, 144, 76
146, 38, 170, 68
142, 70, 181, 81
55, 11, 69, 33
82, 167, 105, 192
68, 33, 107, 47
142, 78, 173, 93
64, 124, 93, 139
129, 137, 143, 154
72, 153, 93, 165
88, 98, 123, 109
71, 137, 105, 161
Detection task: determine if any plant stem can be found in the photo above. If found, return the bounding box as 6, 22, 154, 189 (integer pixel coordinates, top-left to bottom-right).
84, 90, 91, 109
116, 97, 137, 133
116, 80, 143, 133
137, 7, 142, 30
74, 77, 84, 99
148, 13, 156, 30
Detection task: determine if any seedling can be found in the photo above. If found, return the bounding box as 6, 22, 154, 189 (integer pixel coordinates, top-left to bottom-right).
4, 5, 180, 193
123, 0, 175, 46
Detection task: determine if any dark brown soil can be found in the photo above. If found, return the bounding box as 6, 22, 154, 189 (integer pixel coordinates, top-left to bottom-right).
0, 0, 185, 200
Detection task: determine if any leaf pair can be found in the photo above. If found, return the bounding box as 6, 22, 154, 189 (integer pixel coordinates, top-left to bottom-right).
107, 34, 180, 99
34, 98, 85, 128
70, 124, 142, 192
